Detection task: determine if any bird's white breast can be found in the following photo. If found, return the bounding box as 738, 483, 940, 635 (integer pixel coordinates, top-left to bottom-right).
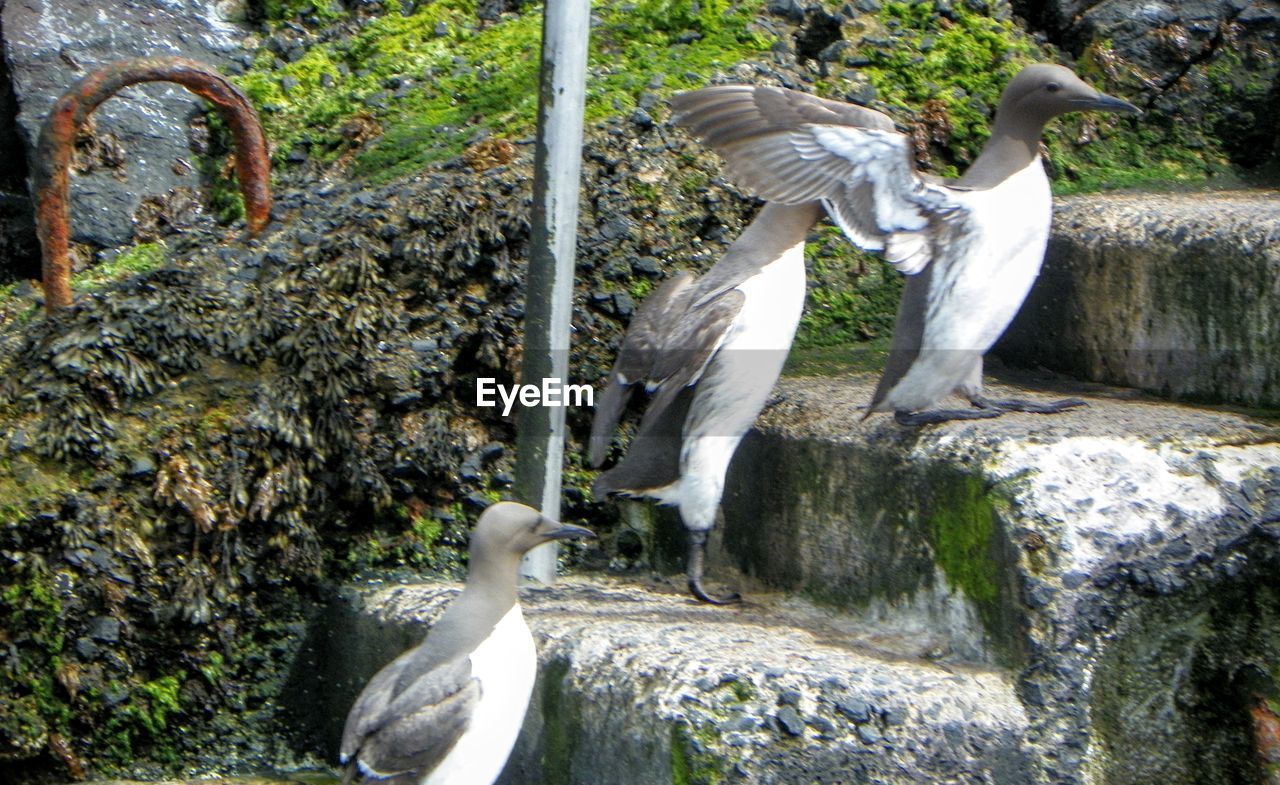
669, 237, 808, 529
924, 158, 1052, 353
422, 604, 536, 785
879, 159, 1052, 411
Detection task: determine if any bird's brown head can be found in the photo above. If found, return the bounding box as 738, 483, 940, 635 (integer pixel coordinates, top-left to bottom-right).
469, 501, 595, 564
996, 63, 1140, 133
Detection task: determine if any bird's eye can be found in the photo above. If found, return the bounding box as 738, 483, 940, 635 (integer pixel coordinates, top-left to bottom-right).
1045, 82, 1061, 93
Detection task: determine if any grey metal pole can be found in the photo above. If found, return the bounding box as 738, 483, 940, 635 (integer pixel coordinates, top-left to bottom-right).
515, 0, 591, 584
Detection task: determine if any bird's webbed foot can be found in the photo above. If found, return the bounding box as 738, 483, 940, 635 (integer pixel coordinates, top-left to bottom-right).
970, 395, 1088, 415
686, 530, 740, 605
893, 407, 1004, 427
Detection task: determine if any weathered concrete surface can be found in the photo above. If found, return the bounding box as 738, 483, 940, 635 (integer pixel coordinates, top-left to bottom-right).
1, 0, 248, 247
998, 190, 1280, 408
301, 579, 1028, 785
723, 371, 1280, 784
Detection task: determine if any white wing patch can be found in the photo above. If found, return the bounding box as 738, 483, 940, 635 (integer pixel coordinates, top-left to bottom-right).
885, 232, 931, 275
672, 84, 971, 278
804, 125, 965, 275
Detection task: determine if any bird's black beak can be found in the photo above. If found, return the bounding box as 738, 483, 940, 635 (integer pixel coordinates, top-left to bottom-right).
1076, 92, 1141, 115
536, 517, 596, 541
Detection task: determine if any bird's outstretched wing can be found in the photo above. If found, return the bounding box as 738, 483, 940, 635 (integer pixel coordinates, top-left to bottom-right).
339, 652, 480, 784
671, 85, 965, 275
589, 272, 697, 467
591, 286, 745, 495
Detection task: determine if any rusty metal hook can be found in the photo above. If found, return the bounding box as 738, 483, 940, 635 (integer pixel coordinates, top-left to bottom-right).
33, 56, 272, 312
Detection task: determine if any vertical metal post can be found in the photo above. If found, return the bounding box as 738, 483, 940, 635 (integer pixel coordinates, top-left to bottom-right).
515, 0, 591, 584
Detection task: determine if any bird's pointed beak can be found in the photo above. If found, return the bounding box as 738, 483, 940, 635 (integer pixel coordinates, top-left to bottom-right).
1077, 91, 1142, 115
535, 516, 596, 541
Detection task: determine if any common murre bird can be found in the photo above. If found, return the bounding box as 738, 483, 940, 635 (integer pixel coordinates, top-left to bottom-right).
590, 201, 822, 604
338, 502, 593, 785
670, 64, 1140, 426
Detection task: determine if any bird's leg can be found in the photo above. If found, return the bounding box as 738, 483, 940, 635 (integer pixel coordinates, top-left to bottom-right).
686, 530, 740, 605
893, 407, 1004, 427
970, 394, 1088, 414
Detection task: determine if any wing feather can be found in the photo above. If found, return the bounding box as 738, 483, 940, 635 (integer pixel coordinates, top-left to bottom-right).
341, 654, 479, 783
589, 273, 696, 467
673, 85, 969, 275
591, 288, 746, 496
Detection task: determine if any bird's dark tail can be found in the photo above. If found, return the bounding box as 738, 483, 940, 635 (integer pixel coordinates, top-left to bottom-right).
341, 761, 359, 785
686, 530, 740, 605
588, 377, 632, 467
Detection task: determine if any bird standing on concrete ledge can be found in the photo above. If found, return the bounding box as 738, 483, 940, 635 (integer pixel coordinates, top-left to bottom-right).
590, 201, 823, 604
338, 502, 593, 785
671, 64, 1140, 426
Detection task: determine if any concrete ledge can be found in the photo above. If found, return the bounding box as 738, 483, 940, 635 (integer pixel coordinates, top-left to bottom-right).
998, 190, 1280, 407
300, 579, 1028, 785
723, 371, 1280, 783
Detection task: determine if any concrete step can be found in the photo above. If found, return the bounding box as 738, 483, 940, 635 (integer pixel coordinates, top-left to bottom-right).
293, 579, 1029, 785
998, 189, 1280, 408
723, 370, 1280, 784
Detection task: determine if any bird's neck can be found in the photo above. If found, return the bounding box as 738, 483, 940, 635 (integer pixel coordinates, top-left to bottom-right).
958, 116, 1045, 189
740, 202, 823, 251
461, 554, 521, 612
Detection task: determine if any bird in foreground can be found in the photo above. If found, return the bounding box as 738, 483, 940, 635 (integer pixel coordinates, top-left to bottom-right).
670, 64, 1141, 426
590, 200, 822, 604
338, 502, 593, 785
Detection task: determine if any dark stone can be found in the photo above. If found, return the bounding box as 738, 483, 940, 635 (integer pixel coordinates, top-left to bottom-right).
286, 144, 310, 165
817, 40, 851, 63
459, 459, 483, 483
846, 83, 877, 104
1022, 579, 1055, 609
882, 706, 907, 726
103, 684, 130, 707
767, 0, 805, 21
8, 428, 30, 452
603, 260, 631, 281
724, 714, 759, 732
74, 637, 99, 659
778, 689, 802, 706
1061, 570, 1088, 589
775, 706, 805, 736
390, 391, 423, 409
126, 455, 155, 479
599, 217, 633, 241
836, 698, 873, 723
631, 256, 662, 276
87, 616, 121, 643
857, 723, 882, 744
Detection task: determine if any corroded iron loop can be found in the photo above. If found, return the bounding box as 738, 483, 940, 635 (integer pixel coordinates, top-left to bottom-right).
33, 56, 272, 312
